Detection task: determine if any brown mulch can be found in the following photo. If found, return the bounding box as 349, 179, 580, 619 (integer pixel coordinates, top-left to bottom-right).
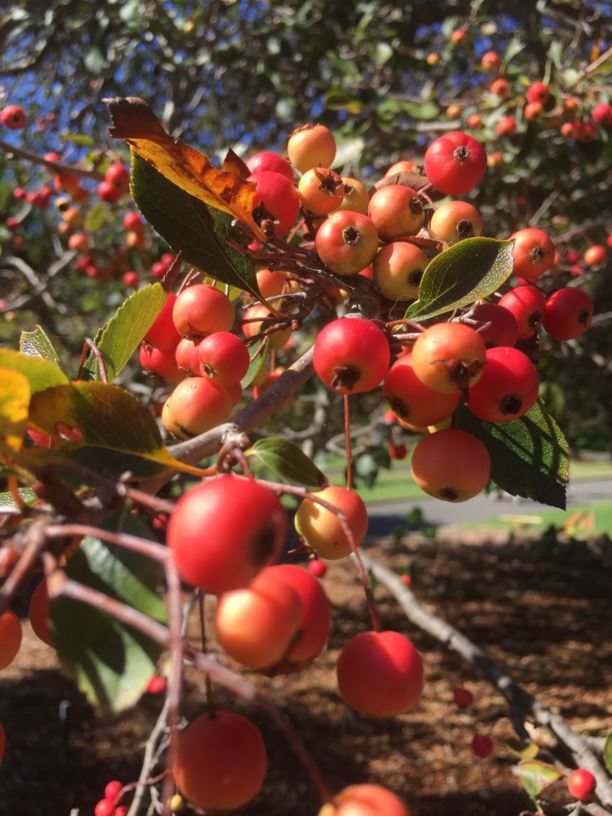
0, 533, 610, 816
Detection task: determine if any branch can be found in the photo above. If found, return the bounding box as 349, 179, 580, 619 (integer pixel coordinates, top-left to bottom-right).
359, 553, 612, 808
169, 346, 314, 465
0, 138, 104, 180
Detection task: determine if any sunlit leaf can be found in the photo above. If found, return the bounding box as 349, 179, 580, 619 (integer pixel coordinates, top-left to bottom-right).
247, 437, 328, 488
0, 367, 30, 453
20, 326, 62, 366
0, 349, 68, 392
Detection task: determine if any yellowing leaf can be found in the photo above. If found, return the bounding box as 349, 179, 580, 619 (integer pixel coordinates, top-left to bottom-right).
0, 367, 30, 452
106, 97, 264, 238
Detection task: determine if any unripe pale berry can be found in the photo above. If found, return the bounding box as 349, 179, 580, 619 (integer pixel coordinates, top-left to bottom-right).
242, 303, 291, 349
295, 485, 368, 560
287, 123, 336, 173
411, 429, 491, 501
336, 176, 370, 214
510, 228, 555, 282
299, 166, 345, 215
373, 241, 427, 301
162, 376, 232, 438
167, 475, 286, 594
467, 346, 539, 423
368, 185, 425, 241
430, 200, 483, 243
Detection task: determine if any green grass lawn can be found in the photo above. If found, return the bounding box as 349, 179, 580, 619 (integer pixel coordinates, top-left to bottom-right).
459, 500, 612, 536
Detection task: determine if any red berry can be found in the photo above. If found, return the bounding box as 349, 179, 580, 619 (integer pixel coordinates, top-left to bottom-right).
467, 346, 539, 423
566, 249, 580, 264
527, 81, 550, 105
0, 611, 22, 669
567, 768, 596, 802
174, 338, 200, 374
28, 580, 52, 646
480, 51, 500, 71
1, 104, 26, 129
197, 331, 250, 386
471, 733, 494, 758
470, 303, 518, 348
313, 318, 390, 395
400, 573, 412, 587
104, 780, 123, 803
424, 131, 487, 196
583, 245, 607, 266
389, 443, 408, 460
499, 286, 546, 339
368, 184, 425, 241
146, 675, 167, 695
250, 170, 300, 237
496, 115, 517, 136
246, 150, 294, 181
98, 181, 122, 203
144, 294, 181, 350
123, 271, 138, 288
105, 163, 130, 189
592, 103, 612, 127
167, 475, 286, 594
411, 322, 486, 394
510, 228, 555, 281
139, 344, 183, 384
383, 355, 460, 426
315, 210, 379, 276
94, 800, 115, 816
172, 284, 235, 338
307, 560, 327, 578
320, 784, 412, 816
490, 78, 510, 98
543, 287, 593, 340
452, 687, 474, 708
337, 630, 424, 717
123, 212, 142, 230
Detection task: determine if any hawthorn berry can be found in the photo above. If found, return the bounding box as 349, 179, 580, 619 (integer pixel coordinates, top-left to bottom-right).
315, 210, 379, 276
592, 103, 612, 127
28, 580, 52, 646
430, 200, 483, 243
411, 429, 491, 501
313, 317, 390, 394
104, 780, 123, 803
174, 711, 267, 811
161, 376, 232, 437
287, 123, 336, 173
467, 113, 482, 129
373, 241, 427, 301
146, 675, 167, 695
250, 170, 300, 237
336, 176, 370, 214
567, 768, 596, 802
480, 51, 500, 71
467, 346, 539, 423
1, 104, 26, 129
172, 284, 234, 338
368, 184, 425, 241
174, 337, 201, 374
543, 287, 593, 340
105, 163, 130, 189
0, 610, 22, 670
139, 344, 183, 384
510, 227, 555, 281
337, 630, 424, 717
123, 271, 138, 288
527, 81, 550, 105
383, 355, 461, 426
122, 212, 142, 231
144, 294, 181, 350
423, 131, 487, 195
411, 322, 486, 394
496, 115, 517, 136
246, 150, 294, 181
499, 286, 546, 339
97, 180, 122, 203
524, 101, 543, 120
319, 784, 412, 816
389, 443, 408, 460
298, 167, 345, 216
307, 559, 327, 578
470, 303, 518, 348
242, 303, 291, 349
256, 267, 287, 299
452, 687, 474, 708
94, 799, 115, 816
295, 485, 368, 560
490, 78, 510, 98
583, 245, 607, 266
384, 159, 420, 177
197, 331, 250, 385
167, 475, 286, 594
471, 733, 494, 758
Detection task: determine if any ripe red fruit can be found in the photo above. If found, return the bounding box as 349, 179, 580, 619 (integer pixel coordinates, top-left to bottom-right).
197, 331, 250, 385
499, 286, 546, 339
97, 180, 122, 203
450, 28, 467, 44
0, 610, 22, 669
313, 318, 390, 394
424, 131, 487, 195
174, 337, 201, 374
172, 284, 234, 338
215, 567, 304, 669
411, 322, 486, 394
389, 443, 408, 460
467, 113, 482, 129
144, 294, 181, 350
123, 271, 138, 288
1, 104, 26, 129
336, 176, 369, 214
174, 711, 267, 811
368, 184, 425, 241
242, 303, 291, 350
583, 245, 607, 266
470, 303, 518, 348
151, 260, 167, 278
315, 210, 379, 276
105, 163, 130, 189
139, 344, 182, 384
480, 51, 500, 71
256, 267, 287, 299
287, 123, 336, 173
162, 376, 232, 437
567, 768, 596, 802
383, 356, 460, 426
411, 429, 491, 501
122, 212, 142, 231
295, 485, 368, 560
490, 78, 510, 98
373, 241, 427, 301
298, 167, 345, 215
167, 475, 286, 594
246, 150, 294, 181
307, 559, 327, 578
496, 115, 517, 136
527, 81, 550, 105
337, 630, 424, 717
543, 287, 593, 340
510, 228, 555, 281
28, 580, 52, 646
94, 799, 115, 816
319, 784, 412, 816
471, 733, 494, 758
524, 101, 543, 120
146, 675, 167, 695
452, 687, 474, 708
592, 103, 612, 127
384, 159, 419, 177
104, 780, 123, 803
0, 722, 4, 765
250, 170, 300, 237
400, 573, 412, 587
468, 346, 539, 423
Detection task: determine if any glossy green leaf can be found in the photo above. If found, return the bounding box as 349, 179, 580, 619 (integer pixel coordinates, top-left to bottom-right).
0, 349, 68, 393
406, 238, 514, 322
0, 487, 37, 514
247, 437, 328, 489
20, 325, 62, 366
455, 400, 569, 509
85, 282, 167, 381
51, 513, 167, 713
130, 155, 259, 297
241, 339, 270, 389
604, 731, 612, 775
516, 760, 562, 799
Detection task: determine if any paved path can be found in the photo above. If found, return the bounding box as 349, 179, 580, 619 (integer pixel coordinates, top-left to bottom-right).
366, 478, 612, 538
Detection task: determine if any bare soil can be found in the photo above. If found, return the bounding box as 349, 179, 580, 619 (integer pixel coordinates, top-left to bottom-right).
1, 533, 610, 816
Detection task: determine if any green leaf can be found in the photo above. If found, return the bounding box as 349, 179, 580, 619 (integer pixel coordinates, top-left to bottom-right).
516, 760, 562, 799
325, 90, 365, 114
506, 739, 540, 760
19, 326, 62, 366
377, 98, 439, 122
406, 238, 514, 322
85, 283, 167, 381
0, 487, 37, 514
241, 339, 270, 388
131, 155, 259, 297
455, 400, 569, 509
51, 513, 167, 713
61, 133, 97, 147
0, 349, 68, 393
503, 37, 526, 70
85, 201, 108, 232
247, 437, 328, 489
604, 731, 612, 775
